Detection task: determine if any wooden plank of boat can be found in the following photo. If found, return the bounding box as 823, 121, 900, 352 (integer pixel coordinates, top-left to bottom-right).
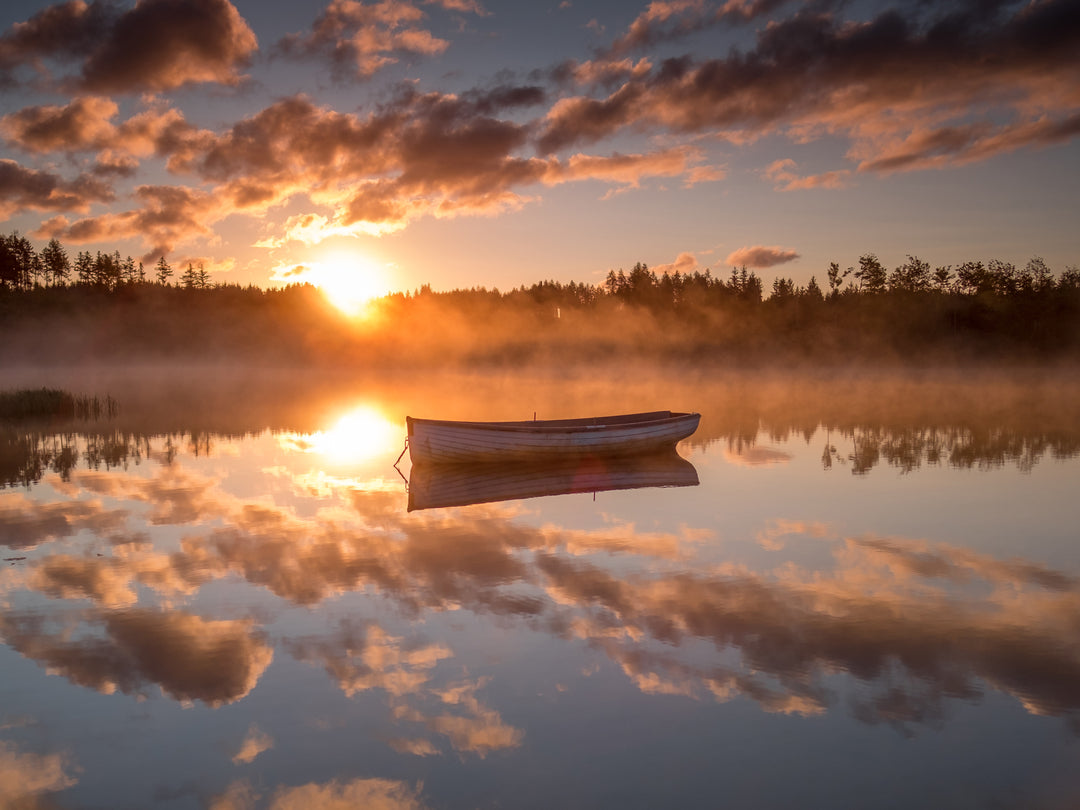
405, 410, 701, 464
408, 451, 699, 511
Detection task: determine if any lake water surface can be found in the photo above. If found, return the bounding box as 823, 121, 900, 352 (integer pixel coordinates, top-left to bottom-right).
2, 367, 1079, 809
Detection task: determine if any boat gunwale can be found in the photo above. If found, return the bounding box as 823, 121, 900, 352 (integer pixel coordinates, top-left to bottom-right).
407, 411, 698, 435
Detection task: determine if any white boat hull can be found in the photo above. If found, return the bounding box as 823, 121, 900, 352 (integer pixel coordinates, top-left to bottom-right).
406, 410, 700, 464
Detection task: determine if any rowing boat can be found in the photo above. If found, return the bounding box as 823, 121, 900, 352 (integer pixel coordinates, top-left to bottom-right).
407, 451, 699, 511
405, 410, 700, 464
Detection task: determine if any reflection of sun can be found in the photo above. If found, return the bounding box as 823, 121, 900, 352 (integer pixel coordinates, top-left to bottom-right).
310, 253, 388, 316
279, 407, 400, 463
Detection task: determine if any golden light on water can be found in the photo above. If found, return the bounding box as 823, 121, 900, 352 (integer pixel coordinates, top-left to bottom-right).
279, 406, 400, 463
309, 253, 388, 316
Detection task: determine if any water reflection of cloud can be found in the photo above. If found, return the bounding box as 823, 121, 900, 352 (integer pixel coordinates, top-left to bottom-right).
287, 621, 522, 757
209, 776, 429, 810
6, 438, 1080, 736
0, 491, 129, 549
0, 741, 77, 808
0, 609, 272, 707
232, 724, 274, 765
721, 445, 792, 467
72, 467, 224, 525
287, 622, 451, 699
535, 538, 1080, 731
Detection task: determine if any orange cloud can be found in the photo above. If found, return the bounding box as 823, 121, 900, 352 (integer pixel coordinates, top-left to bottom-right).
725, 245, 799, 269
764, 158, 850, 191
278, 0, 465, 79
652, 251, 702, 275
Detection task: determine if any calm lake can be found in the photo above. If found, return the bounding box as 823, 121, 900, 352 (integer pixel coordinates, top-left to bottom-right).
2, 367, 1079, 809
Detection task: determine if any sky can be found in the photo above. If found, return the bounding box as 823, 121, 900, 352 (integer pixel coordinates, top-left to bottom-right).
1, 0, 1078, 296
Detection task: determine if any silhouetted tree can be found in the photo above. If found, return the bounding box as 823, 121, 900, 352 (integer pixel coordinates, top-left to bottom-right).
932, 265, 954, 293
956, 260, 989, 295
41, 238, 70, 286
854, 253, 887, 293
826, 262, 850, 298
75, 251, 94, 285
889, 255, 931, 293
155, 256, 173, 285
180, 263, 199, 289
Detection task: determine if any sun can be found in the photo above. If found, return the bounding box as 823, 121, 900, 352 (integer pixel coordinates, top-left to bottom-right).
310, 253, 388, 316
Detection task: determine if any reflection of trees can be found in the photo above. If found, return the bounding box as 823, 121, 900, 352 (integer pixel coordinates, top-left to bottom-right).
684, 374, 1080, 474
0, 429, 236, 490
834, 425, 1080, 474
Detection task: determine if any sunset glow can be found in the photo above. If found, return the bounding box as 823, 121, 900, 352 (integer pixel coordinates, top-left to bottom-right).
0, 0, 1074, 294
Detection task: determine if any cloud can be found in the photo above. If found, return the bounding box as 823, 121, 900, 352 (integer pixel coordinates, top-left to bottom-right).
606, 0, 712, 57
0, 95, 119, 152
764, 158, 849, 191
725, 245, 799, 268
278, 0, 466, 80
537, 0, 1080, 172
46, 183, 226, 261
80, 0, 256, 92
1, 98, 203, 167
429, 0, 487, 14
0, 158, 114, 217
652, 251, 703, 275
0, 0, 117, 87
0, 0, 257, 93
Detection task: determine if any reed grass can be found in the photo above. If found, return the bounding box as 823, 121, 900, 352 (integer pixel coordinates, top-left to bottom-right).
0, 388, 119, 421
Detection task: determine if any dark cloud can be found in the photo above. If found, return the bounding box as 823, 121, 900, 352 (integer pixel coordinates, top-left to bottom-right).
0, 0, 117, 86
79, 0, 257, 93
45, 183, 223, 261
0, 0, 256, 93
0, 159, 114, 217
538, 0, 1080, 169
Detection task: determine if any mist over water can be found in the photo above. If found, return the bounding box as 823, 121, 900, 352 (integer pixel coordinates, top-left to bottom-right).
2, 365, 1079, 809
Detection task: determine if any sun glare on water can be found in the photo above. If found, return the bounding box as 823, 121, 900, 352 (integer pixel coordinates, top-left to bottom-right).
279, 406, 400, 464
310, 254, 388, 316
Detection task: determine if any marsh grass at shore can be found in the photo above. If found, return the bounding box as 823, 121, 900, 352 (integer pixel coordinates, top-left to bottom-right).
0, 388, 119, 421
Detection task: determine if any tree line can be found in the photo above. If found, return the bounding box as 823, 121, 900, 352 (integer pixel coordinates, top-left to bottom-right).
2, 229, 1079, 365
0, 232, 211, 290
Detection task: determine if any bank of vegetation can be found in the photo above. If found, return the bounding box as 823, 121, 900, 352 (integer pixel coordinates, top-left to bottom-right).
2, 231, 1079, 366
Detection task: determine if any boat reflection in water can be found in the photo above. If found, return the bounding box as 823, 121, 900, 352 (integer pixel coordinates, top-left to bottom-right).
407, 450, 699, 511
